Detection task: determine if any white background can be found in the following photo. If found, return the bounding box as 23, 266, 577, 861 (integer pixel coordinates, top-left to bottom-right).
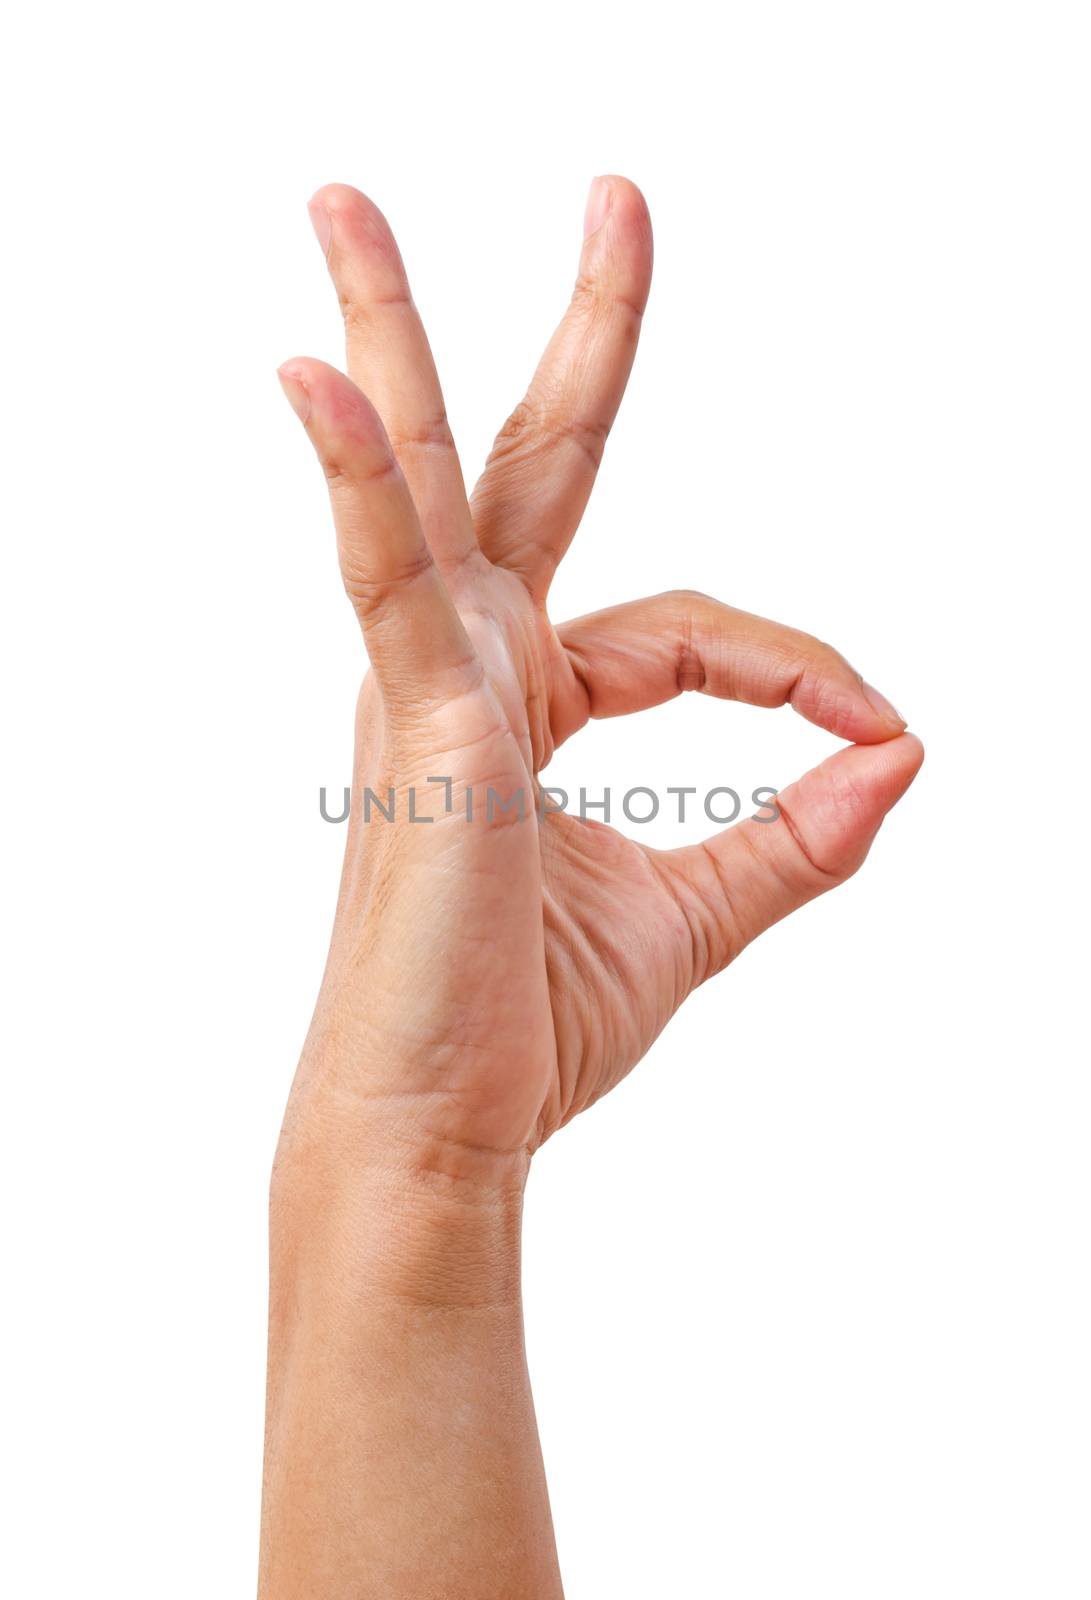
3, 3, 1088, 1595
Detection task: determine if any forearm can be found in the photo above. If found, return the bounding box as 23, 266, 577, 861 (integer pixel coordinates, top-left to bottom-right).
258, 1118, 563, 1599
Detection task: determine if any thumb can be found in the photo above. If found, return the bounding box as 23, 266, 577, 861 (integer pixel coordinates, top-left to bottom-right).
662, 734, 924, 973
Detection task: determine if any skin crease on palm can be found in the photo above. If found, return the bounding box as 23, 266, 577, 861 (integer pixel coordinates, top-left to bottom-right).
259, 176, 925, 1598
272, 173, 923, 1197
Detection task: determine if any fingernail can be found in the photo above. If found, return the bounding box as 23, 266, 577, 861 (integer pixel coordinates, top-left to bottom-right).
307, 198, 332, 257
583, 176, 612, 239
862, 681, 905, 725
277, 365, 311, 424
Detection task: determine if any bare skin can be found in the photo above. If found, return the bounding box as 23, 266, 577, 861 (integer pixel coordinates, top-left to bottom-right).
259, 176, 924, 1598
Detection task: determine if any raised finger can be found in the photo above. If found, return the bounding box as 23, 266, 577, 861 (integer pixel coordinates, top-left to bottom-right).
471, 176, 653, 598
307, 184, 481, 577
278, 357, 477, 704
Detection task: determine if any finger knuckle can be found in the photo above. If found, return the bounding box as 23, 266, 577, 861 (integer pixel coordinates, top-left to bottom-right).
327, 452, 400, 490
387, 410, 455, 453
340, 548, 435, 619
488, 397, 609, 474
338, 286, 414, 341
667, 587, 715, 610
571, 272, 645, 330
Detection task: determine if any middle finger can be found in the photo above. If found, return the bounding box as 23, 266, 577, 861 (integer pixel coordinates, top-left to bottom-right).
307, 183, 482, 579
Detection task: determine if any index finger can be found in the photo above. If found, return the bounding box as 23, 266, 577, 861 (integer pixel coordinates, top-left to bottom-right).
556, 590, 907, 744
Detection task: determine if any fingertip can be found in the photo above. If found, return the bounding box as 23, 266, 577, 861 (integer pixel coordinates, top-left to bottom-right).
894, 729, 926, 787
583, 176, 611, 239
277, 357, 309, 384
582, 175, 651, 233
792, 660, 910, 745
277, 355, 327, 409
861, 680, 908, 732
835, 731, 925, 823
775, 732, 923, 880
309, 181, 370, 217
594, 174, 650, 218
580, 175, 653, 302
309, 183, 397, 245
277, 359, 312, 423
276, 358, 387, 450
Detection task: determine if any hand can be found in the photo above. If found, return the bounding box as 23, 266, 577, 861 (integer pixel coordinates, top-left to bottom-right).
262, 176, 924, 1600
275, 177, 922, 1193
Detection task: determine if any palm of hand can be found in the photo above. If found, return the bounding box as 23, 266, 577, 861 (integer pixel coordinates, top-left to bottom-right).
457, 565, 699, 1148
282, 179, 922, 1167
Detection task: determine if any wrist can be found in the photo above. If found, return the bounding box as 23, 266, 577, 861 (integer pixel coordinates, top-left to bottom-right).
269, 1103, 528, 1315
